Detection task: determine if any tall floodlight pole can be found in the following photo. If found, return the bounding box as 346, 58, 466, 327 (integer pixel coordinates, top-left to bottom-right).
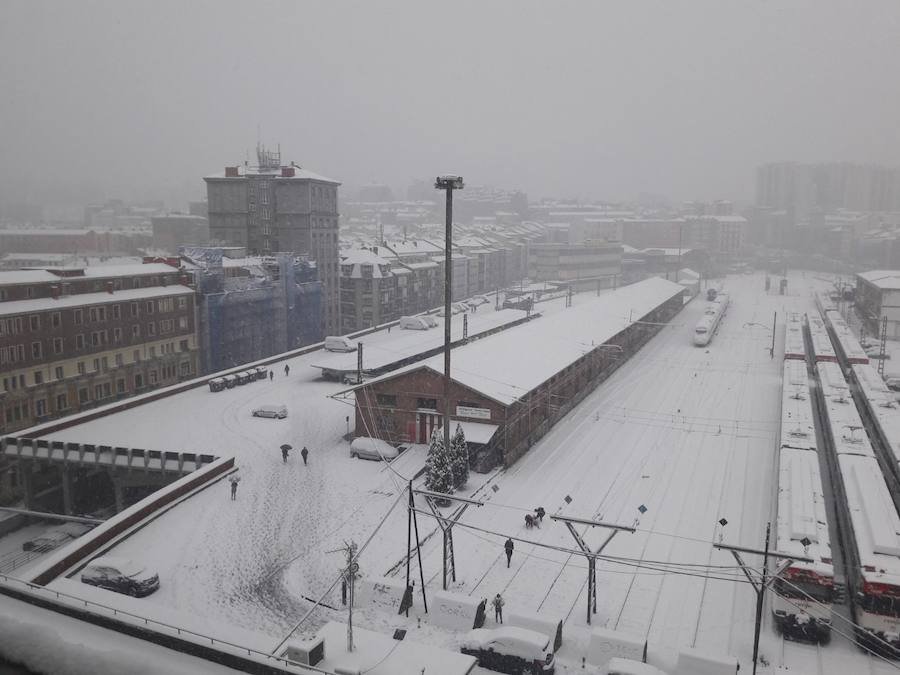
435, 175, 464, 468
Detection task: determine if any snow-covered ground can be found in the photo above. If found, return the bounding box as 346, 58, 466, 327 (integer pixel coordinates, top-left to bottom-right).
18, 272, 897, 674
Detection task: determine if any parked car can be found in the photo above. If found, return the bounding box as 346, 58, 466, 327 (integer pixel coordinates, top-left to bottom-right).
460, 626, 555, 675
399, 316, 430, 330
23, 522, 92, 552
350, 437, 400, 461
885, 377, 900, 392
81, 557, 160, 597
325, 336, 357, 352
252, 404, 288, 419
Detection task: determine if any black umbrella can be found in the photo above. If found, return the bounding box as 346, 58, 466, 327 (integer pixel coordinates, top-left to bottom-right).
280, 444, 292, 452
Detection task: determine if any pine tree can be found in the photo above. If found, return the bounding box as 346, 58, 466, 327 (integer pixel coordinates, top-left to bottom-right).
450, 423, 469, 489
425, 428, 454, 498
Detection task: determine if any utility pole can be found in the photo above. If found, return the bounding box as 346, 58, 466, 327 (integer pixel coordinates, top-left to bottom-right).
327, 541, 361, 651
404, 481, 429, 615
357, 342, 363, 384
463, 312, 468, 341
879, 315, 888, 378
435, 176, 464, 475
551, 514, 636, 624
715, 522, 812, 675
417, 489, 483, 590
770, 311, 777, 358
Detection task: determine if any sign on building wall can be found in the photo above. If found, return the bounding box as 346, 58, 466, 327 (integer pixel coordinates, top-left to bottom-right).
456, 405, 491, 420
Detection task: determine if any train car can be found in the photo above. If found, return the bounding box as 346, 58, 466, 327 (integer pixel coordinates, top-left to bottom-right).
784, 312, 807, 361
816, 361, 900, 654
850, 363, 900, 506
824, 309, 869, 366
693, 293, 729, 347
816, 290, 838, 316
773, 359, 835, 642
808, 315, 838, 363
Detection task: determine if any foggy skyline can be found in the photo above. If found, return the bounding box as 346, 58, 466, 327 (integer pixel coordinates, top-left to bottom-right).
2, 0, 899, 208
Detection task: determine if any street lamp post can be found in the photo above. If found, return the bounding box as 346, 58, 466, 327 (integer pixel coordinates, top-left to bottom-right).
435, 175, 464, 470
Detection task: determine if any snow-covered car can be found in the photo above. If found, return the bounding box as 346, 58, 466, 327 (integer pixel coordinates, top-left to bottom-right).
252, 404, 288, 419
459, 626, 555, 674
22, 522, 93, 552
349, 437, 400, 461
80, 557, 160, 597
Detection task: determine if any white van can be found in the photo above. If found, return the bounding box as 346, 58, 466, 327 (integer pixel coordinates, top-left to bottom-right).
324, 336, 357, 352
399, 316, 429, 330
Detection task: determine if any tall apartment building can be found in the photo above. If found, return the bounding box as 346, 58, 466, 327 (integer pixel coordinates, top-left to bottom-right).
204, 145, 341, 334
0, 263, 199, 434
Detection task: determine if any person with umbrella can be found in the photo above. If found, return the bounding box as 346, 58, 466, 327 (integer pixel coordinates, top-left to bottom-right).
229, 473, 241, 500
281, 444, 292, 463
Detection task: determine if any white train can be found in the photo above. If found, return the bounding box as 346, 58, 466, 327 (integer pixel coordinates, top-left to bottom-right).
773, 359, 835, 642
808, 315, 838, 363
816, 361, 900, 654
784, 312, 807, 361
693, 293, 729, 346
823, 309, 869, 366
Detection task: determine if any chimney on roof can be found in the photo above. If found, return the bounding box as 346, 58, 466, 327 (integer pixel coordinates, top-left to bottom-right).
225, 166, 239, 177
106, 281, 114, 294
281, 166, 295, 178
50, 284, 60, 299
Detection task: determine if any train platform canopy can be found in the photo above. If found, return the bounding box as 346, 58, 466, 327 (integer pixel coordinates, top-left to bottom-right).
345, 277, 684, 405
857, 270, 900, 290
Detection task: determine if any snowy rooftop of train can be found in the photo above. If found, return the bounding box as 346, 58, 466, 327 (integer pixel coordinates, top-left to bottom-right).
838, 454, 900, 586
352, 276, 684, 405
777, 447, 833, 576
784, 312, 806, 359
816, 362, 875, 458
808, 316, 837, 361
780, 360, 816, 452
824, 310, 869, 363
852, 363, 900, 465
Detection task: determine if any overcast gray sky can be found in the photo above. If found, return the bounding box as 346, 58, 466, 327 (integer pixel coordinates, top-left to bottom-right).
2, 0, 899, 207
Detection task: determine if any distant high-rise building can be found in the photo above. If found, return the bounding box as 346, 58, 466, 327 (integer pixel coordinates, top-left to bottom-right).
204, 145, 341, 334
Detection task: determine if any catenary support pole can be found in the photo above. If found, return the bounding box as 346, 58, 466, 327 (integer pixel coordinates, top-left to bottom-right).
406, 481, 413, 617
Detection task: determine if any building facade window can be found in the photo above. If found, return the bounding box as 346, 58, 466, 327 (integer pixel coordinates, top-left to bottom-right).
376, 393, 398, 407
77, 361, 86, 375
29, 315, 40, 331
112, 304, 121, 319
74, 309, 83, 325
75, 334, 85, 350
35, 399, 47, 417
53, 337, 63, 354
31, 342, 42, 359
56, 393, 67, 410
54, 366, 64, 380
78, 388, 89, 403
33, 371, 43, 385
116, 378, 126, 394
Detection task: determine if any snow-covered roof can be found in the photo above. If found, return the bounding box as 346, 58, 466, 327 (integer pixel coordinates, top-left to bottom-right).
857, 270, 900, 290
0, 270, 59, 285
204, 166, 339, 183
437, 421, 499, 445
816, 362, 875, 458
360, 277, 684, 405
838, 454, 900, 586
784, 312, 807, 360
0, 284, 193, 317
80, 263, 179, 279
852, 363, 900, 465
777, 447, 834, 576
780, 360, 816, 452
807, 316, 837, 362
315, 621, 476, 675
824, 310, 868, 364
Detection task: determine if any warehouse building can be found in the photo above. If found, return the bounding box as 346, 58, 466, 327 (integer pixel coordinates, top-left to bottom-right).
352, 277, 685, 470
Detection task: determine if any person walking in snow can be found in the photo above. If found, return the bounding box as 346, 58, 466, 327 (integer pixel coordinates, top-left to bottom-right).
535, 506, 545, 524
284, 364, 290, 376
269, 370, 274, 382
282, 446, 290, 463
301, 446, 309, 466
492, 593, 504, 623
229, 474, 240, 500
504, 538, 514, 568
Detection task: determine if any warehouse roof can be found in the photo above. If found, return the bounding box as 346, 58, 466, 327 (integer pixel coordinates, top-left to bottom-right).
355, 277, 684, 405
857, 270, 900, 290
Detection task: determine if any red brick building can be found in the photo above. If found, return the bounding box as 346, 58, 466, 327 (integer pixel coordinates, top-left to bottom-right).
353, 277, 685, 470
0, 263, 199, 434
